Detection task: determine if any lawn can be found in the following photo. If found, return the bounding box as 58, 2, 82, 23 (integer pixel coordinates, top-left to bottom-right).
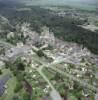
0, 68, 11, 79
68, 94, 77, 100
0, 68, 17, 100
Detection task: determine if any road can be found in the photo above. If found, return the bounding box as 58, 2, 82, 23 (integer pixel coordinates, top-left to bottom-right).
0, 43, 61, 98
31, 54, 98, 92
31, 58, 62, 100
0, 45, 32, 62
0, 40, 13, 48
37, 68, 55, 90
49, 66, 98, 92
0, 41, 98, 92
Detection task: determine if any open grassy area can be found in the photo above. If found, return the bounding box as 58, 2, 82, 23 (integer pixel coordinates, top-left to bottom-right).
0, 68, 11, 79
25, 67, 49, 98
68, 93, 77, 100
1, 77, 17, 100
0, 68, 17, 100
42, 68, 56, 80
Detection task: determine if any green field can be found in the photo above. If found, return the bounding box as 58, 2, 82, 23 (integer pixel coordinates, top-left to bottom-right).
0, 68, 17, 100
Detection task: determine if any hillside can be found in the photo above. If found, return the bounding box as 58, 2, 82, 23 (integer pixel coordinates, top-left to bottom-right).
0, 4, 97, 54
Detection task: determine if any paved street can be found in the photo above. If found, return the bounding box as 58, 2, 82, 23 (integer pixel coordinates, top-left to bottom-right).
0, 40, 13, 48
50, 66, 98, 92
0, 41, 98, 93
31, 54, 98, 92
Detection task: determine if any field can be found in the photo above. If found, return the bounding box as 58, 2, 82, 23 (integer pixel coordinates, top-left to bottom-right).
0, 68, 17, 100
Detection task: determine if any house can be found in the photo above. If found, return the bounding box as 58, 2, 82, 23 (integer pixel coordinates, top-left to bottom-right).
16, 42, 24, 47
40, 27, 55, 45
7, 32, 14, 39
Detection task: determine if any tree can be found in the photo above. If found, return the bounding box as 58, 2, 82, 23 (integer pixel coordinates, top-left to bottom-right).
17, 62, 25, 71
0, 69, 2, 75
16, 72, 25, 81
54, 72, 61, 80
0, 48, 5, 55
14, 58, 26, 71
37, 50, 45, 57
63, 86, 69, 100
12, 95, 20, 100
23, 92, 31, 100
14, 82, 22, 93
48, 44, 53, 50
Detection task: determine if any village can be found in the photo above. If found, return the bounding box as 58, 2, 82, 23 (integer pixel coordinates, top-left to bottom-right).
0, 23, 98, 100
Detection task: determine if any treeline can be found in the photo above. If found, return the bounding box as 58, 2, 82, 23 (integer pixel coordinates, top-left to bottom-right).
0, 6, 98, 54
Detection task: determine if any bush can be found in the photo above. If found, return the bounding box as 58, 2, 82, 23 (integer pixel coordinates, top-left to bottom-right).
23, 92, 31, 100
14, 82, 22, 93
37, 50, 45, 57
17, 62, 25, 71
12, 95, 20, 100
0, 70, 2, 75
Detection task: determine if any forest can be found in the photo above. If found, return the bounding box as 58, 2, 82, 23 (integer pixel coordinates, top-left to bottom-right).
0, 5, 98, 54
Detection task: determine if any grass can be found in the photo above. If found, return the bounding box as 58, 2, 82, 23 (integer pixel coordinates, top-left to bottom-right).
0, 68, 10, 79
42, 68, 55, 80
2, 77, 17, 100
0, 68, 17, 100
68, 94, 77, 100
25, 67, 49, 98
